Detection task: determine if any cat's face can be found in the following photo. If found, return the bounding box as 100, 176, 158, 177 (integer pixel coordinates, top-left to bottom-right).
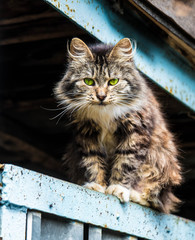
55, 38, 143, 120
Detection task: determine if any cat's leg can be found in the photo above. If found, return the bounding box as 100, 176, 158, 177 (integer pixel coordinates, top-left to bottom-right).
74, 120, 108, 193
81, 154, 107, 193
105, 156, 131, 202
62, 142, 107, 193
106, 154, 149, 206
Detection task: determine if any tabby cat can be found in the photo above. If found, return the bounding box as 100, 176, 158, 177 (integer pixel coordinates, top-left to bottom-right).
54, 38, 182, 213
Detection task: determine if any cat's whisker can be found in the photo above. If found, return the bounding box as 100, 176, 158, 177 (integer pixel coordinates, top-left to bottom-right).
69, 104, 87, 118
55, 107, 75, 125
57, 100, 68, 107
73, 98, 87, 102
117, 92, 129, 95
41, 106, 67, 111
49, 108, 69, 121
52, 103, 84, 124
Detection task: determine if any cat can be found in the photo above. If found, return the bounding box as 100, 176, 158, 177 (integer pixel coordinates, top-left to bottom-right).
54, 37, 182, 213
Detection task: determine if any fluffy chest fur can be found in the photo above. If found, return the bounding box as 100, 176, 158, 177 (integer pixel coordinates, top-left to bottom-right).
84, 105, 119, 156
80, 103, 131, 156
98, 120, 117, 156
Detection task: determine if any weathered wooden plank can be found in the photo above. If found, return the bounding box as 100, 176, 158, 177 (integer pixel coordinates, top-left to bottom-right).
146, 0, 195, 39
0, 11, 59, 25
103, 228, 135, 240
1, 164, 195, 240
0, 0, 86, 45
128, 0, 195, 47
88, 225, 102, 240
0, 18, 84, 45
0, 130, 60, 173
127, 0, 195, 65
0, 0, 52, 21
41, 217, 84, 240
26, 211, 42, 240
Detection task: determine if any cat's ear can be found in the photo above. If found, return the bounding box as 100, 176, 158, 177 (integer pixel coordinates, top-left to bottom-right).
108, 38, 135, 61
68, 38, 94, 60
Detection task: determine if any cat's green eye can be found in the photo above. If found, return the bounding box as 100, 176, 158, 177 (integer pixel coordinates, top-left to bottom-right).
108, 78, 119, 86
84, 78, 95, 86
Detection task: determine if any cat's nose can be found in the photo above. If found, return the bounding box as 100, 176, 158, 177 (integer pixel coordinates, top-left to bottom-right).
96, 88, 107, 101
97, 94, 106, 101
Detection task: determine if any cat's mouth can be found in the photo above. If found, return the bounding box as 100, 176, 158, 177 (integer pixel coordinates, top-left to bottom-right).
91, 100, 111, 106
99, 102, 106, 106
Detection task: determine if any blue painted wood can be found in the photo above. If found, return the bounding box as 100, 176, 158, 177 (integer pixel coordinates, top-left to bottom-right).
0, 205, 27, 240
102, 229, 133, 240
88, 225, 102, 240
41, 217, 84, 240
1, 164, 195, 240
26, 211, 41, 240
43, 0, 195, 111
88, 226, 102, 240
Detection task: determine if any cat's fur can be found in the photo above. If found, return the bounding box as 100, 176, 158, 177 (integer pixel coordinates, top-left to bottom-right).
54, 38, 182, 213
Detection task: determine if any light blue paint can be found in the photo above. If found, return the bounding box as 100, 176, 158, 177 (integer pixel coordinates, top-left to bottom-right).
1, 164, 195, 240
0, 205, 27, 240
44, 0, 195, 111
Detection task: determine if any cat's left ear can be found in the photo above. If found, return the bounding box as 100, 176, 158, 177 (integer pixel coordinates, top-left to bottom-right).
68, 38, 94, 60
108, 38, 135, 61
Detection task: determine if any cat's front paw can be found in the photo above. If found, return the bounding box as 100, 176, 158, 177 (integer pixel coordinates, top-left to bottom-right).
106, 184, 130, 203
130, 189, 150, 207
83, 182, 106, 193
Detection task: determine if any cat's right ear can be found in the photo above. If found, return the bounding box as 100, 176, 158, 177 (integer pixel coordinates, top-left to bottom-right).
108, 38, 136, 61
68, 38, 94, 60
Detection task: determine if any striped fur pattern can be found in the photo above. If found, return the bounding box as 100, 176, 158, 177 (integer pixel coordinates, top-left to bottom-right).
54, 38, 182, 213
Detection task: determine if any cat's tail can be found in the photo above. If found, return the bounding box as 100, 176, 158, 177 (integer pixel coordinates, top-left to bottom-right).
153, 187, 182, 214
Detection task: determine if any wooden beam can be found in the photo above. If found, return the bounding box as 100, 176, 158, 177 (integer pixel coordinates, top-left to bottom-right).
0, 11, 60, 25
0, 131, 61, 173
1, 164, 195, 240
0, 20, 84, 45
127, 0, 195, 65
